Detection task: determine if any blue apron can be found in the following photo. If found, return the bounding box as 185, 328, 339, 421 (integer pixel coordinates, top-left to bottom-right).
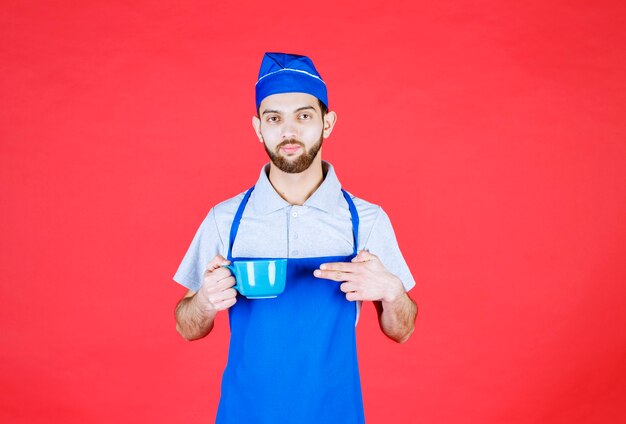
216, 186, 365, 424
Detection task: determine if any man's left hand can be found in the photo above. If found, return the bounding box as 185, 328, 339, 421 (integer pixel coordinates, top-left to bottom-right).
313, 250, 405, 303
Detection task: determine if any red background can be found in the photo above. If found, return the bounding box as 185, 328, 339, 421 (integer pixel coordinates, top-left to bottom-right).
2, 1, 625, 423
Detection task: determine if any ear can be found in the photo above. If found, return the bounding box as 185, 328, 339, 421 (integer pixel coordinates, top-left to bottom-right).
322, 111, 337, 139
252, 116, 263, 142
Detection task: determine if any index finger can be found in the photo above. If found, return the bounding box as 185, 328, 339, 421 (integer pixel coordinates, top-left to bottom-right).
319, 262, 356, 272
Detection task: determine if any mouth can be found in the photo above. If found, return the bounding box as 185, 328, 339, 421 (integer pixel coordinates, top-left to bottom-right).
279, 144, 303, 155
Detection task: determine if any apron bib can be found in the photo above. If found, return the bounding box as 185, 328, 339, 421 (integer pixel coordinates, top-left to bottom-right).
216, 186, 365, 424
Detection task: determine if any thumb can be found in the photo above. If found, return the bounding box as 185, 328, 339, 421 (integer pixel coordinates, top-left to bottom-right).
351, 249, 377, 263
205, 254, 231, 272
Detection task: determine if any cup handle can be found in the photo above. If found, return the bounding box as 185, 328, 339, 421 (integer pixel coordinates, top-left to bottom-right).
222, 264, 239, 292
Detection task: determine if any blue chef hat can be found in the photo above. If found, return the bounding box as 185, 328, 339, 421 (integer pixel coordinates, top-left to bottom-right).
255, 52, 328, 110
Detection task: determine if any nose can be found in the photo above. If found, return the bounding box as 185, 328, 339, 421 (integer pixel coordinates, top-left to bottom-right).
281, 121, 298, 140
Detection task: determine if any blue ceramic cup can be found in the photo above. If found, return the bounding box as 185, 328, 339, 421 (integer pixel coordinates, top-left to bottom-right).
223, 259, 288, 299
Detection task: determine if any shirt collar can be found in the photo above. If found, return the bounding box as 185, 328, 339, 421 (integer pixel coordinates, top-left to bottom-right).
251, 161, 343, 215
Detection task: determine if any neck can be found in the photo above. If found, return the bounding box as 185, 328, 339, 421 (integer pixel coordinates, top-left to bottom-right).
267, 155, 325, 205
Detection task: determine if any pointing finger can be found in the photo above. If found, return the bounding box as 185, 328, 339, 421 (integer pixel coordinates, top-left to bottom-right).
319, 262, 356, 272
314, 269, 352, 282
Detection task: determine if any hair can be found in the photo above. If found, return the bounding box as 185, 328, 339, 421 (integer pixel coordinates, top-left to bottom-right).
318, 99, 328, 117
257, 98, 328, 118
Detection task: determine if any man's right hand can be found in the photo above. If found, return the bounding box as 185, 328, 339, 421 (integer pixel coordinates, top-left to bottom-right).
195, 255, 238, 312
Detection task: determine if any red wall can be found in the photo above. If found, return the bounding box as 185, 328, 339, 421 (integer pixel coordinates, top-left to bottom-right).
2, 1, 625, 423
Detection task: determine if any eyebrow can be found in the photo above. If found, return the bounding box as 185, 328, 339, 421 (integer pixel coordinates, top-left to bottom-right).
261, 106, 317, 116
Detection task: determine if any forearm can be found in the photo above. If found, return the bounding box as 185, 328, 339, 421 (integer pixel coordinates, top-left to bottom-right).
175, 293, 218, 341
376, 292, 417, 343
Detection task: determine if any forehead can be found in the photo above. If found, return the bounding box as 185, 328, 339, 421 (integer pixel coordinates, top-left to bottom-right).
259, 92, 320, 113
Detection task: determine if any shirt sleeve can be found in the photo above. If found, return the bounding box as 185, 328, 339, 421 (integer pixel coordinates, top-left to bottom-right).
362, 207, 416, 292
173, 208, 224, 292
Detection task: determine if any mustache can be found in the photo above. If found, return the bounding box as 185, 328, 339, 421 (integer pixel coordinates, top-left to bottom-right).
276, 139, 305, 150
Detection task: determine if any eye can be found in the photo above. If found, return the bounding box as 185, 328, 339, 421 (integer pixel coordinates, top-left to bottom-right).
267, 116, 279, 123
299, 113, 311, 120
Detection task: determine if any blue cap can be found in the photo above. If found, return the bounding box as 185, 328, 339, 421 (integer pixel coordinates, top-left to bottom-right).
255, 52, 328, 110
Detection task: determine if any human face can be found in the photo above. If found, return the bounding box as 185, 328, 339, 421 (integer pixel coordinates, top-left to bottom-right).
252, 93, 336, 174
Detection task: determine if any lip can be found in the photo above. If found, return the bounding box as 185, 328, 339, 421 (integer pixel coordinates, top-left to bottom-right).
280, 144, 302, 154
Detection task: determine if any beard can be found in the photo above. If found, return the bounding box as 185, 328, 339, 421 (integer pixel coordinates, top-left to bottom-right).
263, 134, 324, 174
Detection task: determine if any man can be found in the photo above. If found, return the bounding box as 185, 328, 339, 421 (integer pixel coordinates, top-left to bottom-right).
174, 52, 417, 424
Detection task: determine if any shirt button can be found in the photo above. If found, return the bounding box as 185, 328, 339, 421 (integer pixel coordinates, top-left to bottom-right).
292, 250, 299, 256
292, 211, 298, 218
293, 233, 298, 239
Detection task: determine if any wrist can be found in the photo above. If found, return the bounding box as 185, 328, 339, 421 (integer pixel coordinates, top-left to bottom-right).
382, 277, 405, 304
191, 291, 218, 318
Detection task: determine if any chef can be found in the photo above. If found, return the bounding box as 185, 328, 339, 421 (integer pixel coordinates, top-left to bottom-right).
174, 52, 418, 423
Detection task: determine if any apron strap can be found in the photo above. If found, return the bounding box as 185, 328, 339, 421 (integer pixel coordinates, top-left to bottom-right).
228, 186, 255, 261
341, 189, 360, 257
228, 186, 360, 260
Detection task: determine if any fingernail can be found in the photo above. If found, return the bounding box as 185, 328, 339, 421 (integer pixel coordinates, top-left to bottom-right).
314, 270, 321, 277
320, 264, 327, 270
